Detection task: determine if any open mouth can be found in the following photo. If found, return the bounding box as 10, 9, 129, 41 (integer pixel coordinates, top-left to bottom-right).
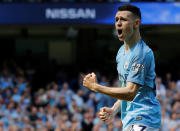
117, 29, 122, 35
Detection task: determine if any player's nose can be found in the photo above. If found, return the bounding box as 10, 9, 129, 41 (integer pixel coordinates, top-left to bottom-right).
116, 18, 121, 24
117, 21, 122, 27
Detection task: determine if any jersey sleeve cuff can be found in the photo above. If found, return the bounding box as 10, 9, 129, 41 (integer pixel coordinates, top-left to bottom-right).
126, 80, 144, 86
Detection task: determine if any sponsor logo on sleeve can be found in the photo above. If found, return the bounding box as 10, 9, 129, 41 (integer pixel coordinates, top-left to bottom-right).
131, 63, 144, 73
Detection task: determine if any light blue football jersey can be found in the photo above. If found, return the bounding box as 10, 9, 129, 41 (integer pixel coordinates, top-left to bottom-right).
116, 39, 161, 130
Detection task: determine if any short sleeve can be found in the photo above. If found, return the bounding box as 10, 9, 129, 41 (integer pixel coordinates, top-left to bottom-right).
126, 51, 152, 86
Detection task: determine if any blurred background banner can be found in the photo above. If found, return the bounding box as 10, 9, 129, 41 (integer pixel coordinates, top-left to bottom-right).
0, 2, 180, 25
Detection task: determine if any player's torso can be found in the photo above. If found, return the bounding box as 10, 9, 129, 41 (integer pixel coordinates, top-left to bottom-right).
116, 45, 135, 118
116, 46, 134, 122
116, 41, 161, 129
116, 44, 136, 87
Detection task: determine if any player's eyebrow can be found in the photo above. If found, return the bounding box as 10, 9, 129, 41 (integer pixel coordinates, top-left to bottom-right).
115, 16, 127, 21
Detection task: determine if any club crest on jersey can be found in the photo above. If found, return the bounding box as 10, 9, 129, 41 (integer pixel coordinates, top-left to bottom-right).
132, 63, 144, 73
124, 61, 129, 70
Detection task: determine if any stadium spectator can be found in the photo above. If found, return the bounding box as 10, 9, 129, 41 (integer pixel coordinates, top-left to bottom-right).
81, 111, 94, 131
72, 89, 84, 111
85, 92, 96, 110
71, 114, 82, 131
29, 106, 39, 128
156, 76, 166, 101
56, 95, 68, 111
59, 82, 74, 105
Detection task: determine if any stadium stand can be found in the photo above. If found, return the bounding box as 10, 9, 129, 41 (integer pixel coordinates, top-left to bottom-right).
0, 59, 179, 130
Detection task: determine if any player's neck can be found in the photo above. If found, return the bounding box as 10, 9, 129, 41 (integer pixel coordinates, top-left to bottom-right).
124, 31, 141, 52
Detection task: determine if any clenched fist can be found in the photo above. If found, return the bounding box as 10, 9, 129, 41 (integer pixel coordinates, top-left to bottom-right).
83, 72, 98, 92
99, 107, 114, 124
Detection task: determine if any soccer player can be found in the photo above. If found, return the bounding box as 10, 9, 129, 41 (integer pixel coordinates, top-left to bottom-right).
83, 4, 161, 131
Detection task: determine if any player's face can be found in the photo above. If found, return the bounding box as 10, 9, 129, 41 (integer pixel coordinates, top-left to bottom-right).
115, 11, 136, 41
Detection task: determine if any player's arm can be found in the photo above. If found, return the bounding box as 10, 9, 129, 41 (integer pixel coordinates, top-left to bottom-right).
83, 73, 139, 101
95, 81, 139, 101
111, 100, 121, 115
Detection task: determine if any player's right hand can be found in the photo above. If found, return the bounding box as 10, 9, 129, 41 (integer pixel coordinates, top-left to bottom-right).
83, 72, 98, 92
99, 107, 114, 124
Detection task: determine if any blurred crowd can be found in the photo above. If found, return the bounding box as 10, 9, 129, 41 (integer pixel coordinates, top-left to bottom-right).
0, 60, 179, 131
157, 73, 180, 131
0, 60, 121, 131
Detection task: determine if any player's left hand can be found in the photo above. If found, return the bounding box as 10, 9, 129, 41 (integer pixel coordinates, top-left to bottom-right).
83, 72, 97, 92
99, 107, 114, 124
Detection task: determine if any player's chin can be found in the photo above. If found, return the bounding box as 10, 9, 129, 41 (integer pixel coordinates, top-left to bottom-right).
118, 37, 124, 41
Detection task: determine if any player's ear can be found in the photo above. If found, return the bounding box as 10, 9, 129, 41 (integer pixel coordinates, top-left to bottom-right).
134, 18, 141, 29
